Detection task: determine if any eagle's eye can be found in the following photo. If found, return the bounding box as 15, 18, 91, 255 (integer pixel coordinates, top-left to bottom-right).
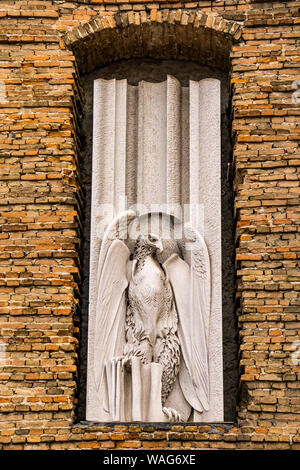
148, 235, 157, 243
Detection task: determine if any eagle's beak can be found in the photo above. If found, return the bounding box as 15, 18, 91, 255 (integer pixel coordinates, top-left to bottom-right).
156, 240, 163, 254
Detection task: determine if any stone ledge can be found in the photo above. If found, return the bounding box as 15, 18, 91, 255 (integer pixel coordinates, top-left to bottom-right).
72, 421, 237, 431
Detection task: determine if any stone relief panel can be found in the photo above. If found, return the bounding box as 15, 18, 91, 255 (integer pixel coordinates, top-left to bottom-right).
86, 76, 222, 422
94, 212, 210, 422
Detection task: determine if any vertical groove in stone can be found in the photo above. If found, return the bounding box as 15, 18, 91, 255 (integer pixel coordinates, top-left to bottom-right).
137, 80, 144, 208
137, 80, 167, 209
114, 79, 127, 214
166, 75, 181, 208
93, 78, 116, 207
189, 80, 201, 231
92, 78, 128, 214
126, 85, 138, 209
181, 86, 189, 212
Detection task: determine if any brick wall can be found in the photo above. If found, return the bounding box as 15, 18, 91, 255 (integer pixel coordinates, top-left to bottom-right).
0, 0, 299, 450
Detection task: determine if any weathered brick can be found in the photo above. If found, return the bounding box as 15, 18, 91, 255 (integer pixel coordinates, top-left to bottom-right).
0, 0, 298, 452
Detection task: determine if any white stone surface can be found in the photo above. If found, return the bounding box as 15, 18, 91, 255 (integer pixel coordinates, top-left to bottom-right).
166, 75, 181, 206
87, 76, 223, 422
137, 80, 167, 208
126, 85, 138, 208
190, 79, 223, 422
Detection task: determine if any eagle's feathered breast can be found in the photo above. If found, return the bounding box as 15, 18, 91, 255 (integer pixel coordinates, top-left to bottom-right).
129, 256, 167, 345
125, 237, 181, 404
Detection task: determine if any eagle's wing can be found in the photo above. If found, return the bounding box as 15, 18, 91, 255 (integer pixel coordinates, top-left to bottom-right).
96, 210, 136, 283
93, 211, 135, 393
163, 226, 210, 413
93, 239, 131, 393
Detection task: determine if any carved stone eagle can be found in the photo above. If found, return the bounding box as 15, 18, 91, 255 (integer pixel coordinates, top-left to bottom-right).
124, 233, 181, 420
93, 211, 211, 422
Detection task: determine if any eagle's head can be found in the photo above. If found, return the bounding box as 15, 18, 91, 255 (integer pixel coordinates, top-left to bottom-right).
146, 233, 163, 254
134, 233, 163, 260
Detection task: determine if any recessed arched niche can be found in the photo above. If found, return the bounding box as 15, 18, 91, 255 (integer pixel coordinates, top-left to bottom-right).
64, 12, 239, 424
88, 72, 222, 423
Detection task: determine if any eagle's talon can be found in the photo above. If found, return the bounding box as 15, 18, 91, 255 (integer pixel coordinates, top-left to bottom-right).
121, 356, 131, 371
112, 356, 131, 371
163, 407, 182, 422
113, 356, 122, 363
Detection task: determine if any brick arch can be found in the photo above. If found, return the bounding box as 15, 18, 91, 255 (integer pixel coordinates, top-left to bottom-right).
63, 9, 243, 74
